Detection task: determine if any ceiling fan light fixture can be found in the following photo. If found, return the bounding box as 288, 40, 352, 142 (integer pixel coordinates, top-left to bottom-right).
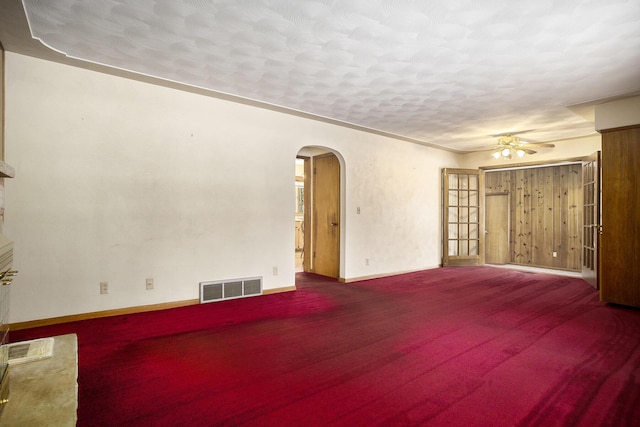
501, 148, 511, 157
492, 151, 501, 159
516, 149, 526, 158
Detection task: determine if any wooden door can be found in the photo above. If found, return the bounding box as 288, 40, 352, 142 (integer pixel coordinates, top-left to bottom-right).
485, 194, 509, 264
443, 169, 483, 266
600, 127, 640, 307
312, 154, 340, 278
582, 152, 600, 289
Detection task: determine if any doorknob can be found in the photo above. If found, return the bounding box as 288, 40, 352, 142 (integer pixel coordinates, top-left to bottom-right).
331, 222, 338, 227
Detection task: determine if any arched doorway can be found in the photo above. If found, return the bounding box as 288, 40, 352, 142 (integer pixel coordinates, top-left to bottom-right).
295, 147, 344, 280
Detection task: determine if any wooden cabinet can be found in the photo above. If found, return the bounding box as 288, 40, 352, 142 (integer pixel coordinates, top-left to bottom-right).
600, 126, 640, 307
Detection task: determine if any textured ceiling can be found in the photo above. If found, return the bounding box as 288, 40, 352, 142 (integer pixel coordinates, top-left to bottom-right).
9, 0, 640, 151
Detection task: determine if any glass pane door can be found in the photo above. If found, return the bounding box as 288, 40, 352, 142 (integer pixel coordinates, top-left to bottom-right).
582, 152, 600, 289
443, 168, 482, 266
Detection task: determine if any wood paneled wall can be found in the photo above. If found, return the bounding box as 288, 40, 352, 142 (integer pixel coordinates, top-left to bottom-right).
485, 164, 582, 270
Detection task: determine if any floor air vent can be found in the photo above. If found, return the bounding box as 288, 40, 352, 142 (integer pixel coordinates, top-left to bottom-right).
200, 276, 262, 303
7, 337, 55, 365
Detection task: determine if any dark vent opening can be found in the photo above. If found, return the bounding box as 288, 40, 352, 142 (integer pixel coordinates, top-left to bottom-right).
202, 283, 223, 301
224, 281, 243, 298
244, 279, 261, 295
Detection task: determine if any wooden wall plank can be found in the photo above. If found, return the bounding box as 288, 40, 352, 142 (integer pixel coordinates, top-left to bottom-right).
553, 166, 564, 268
485, 171, 510, 194
509, 172, 517, 263
513, 169, 532, 265
532, 168, 545, 266
542, 166, 555, 267
524, 170, 533, 265
512, 170, 522, 264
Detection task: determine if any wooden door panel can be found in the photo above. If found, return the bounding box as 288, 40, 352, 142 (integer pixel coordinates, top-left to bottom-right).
313, 154, 340, 278
485, 194, 509, 264
600, 127, 640, 306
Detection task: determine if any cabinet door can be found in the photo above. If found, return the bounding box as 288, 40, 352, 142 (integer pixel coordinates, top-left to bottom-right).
600, 127, 640, 307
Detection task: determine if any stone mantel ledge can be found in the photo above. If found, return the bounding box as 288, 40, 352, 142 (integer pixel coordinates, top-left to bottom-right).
1, 334, 78, 426
0, 161, 15, 178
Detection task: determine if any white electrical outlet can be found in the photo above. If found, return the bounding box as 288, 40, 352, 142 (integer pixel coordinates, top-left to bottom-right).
100, 281, 109, 294
146, 278, 154, 290
273, 266, 278, 276
365, 258, 370, 266
552, 251, 558, 258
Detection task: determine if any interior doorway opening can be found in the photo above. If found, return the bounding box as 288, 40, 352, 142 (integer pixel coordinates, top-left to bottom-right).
294, 157, 306, 273
483, 163, 583, 271
295, 147, 344, 281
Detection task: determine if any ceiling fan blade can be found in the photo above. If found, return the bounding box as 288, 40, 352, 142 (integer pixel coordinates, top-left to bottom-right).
522, 148, 537, 154
524, 143, 555, 148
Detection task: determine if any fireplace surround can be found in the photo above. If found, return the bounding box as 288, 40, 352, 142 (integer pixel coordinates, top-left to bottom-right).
0, 162, 17, 417
0, 233, 15, 414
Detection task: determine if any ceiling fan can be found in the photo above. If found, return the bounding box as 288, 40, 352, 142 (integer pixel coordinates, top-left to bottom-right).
491, 134, 555, 159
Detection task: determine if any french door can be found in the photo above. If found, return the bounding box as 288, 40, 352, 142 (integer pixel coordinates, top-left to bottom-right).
442, 169, 483, 266
582, 152, 600, 289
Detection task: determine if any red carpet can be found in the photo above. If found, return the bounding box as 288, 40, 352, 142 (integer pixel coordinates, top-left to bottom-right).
10, 267, 640, 426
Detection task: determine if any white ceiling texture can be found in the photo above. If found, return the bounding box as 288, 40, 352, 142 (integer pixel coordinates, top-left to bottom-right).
4, 0, 640, 151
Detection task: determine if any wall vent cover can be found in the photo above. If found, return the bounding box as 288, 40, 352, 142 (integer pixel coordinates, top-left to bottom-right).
200, 276, 262, 303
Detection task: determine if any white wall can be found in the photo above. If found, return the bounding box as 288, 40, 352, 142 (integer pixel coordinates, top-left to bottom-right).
595, 96, 640, 130
343, 138, 449, 279
4, 53, 458, 323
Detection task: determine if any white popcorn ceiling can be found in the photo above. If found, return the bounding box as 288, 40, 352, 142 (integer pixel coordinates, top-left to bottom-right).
20, 0, 640, 151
